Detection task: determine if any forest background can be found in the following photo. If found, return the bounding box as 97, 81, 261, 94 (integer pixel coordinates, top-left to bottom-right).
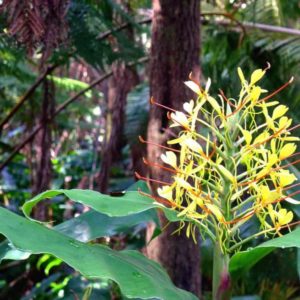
0, 0, 300, 299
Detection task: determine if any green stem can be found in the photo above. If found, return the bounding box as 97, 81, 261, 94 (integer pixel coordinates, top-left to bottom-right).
212, 242, 231, 300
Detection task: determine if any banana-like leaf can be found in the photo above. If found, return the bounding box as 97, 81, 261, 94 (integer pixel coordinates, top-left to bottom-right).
229, 227, 300, 279
22, 189, 180, 223
23, 189, 160, 221
0, 207, 197, 300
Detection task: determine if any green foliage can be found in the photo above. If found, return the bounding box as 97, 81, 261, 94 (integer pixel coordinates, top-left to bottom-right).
0, 203, 197, 300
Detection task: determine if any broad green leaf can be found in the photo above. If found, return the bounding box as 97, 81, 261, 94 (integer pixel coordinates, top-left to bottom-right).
56, 209, 159, 242
0, 207, 197, 300
22, 189, 161, 221
229, 227, 300, 279
1, 200, 159, 262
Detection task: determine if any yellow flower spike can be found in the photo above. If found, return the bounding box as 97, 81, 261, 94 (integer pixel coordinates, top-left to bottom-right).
272, 105, 288, 120
170, 111, 189, 128
250, 68, 266, 86
184, 81, 202, 95
279, 143, 297, 160
183, 100, 194, 114
161, 151, 177, 168
157, 185, 174, 201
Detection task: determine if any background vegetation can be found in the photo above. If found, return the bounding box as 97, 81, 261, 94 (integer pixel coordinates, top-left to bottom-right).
0, 0, 299, 299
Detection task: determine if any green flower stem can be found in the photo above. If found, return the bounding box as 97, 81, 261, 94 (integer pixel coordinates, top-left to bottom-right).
212, 241, 231, 300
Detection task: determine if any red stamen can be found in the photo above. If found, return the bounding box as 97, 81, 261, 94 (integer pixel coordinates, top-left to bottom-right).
135, 171, 172, 186
142, 157, 177, 174
138, 136, 180, 153
189, 71, 201, 87
283, 182, 300, 191
258, 77, 294, 104
137, 188, 178, 208
219, 89, 236, 108
150, 97, 177, 112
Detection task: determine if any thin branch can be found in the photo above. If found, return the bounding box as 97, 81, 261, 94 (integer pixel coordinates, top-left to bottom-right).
0, 57, 149, 172
97, 13, 300, 44
0, 64, 58, 133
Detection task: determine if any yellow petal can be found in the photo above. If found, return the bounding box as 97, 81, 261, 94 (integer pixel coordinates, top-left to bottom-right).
254, 131, 269, 145
182, 138, 202, 153
184, 81, 201, 95
218, 165, 235, 183
237, 67, 245, 83
279, 143, 297, 160
183, 100, 194, 114
161, 151, 177, 168
157, 185, 173, 201
250, 69, 265, 86
205, 78, 211, 93
272, 105, 288, 120
168, 134, 188, 145
277, 170, 297, 187
207, 96, 222, 115
278, 116, 292, 129
174, 177, 192, 190
170, 111, 189, 128
206, 203, 224, 222
242, 129, 252, 146
268, 153, 278, 167
277, 209, 293, 225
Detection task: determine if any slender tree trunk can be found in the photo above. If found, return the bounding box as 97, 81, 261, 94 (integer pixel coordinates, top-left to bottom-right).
32, 77, 55, 220
98, 0, 139, 193
146, 0, 201, 297
98, 62, 138, 192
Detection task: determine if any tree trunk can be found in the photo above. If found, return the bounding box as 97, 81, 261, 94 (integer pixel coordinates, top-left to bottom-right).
146, 0, 201, 297
98, 62, 138, 192
32, 78, 55, 221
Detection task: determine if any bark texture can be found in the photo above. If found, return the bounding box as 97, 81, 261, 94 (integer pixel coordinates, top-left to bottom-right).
32, 78, 55, 220
146, 0, 201, 297
98, 62, 138, 192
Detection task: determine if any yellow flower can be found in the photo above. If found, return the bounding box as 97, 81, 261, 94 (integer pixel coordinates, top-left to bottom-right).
276, 169, 297, 188
157, 185, 173, 201
182, 138, 203, 154
170, 111, 189, 128
279, 143, 297, 160
184, 81, 201, 95
183, 100, 194, 114
250, 68, 266, 86
161, 151, 177, 168
268, 205, 293, 227
174, 176, 193, 191
241, 129, 252, 146
259, 185, 280, 206
272, 105, 288, 120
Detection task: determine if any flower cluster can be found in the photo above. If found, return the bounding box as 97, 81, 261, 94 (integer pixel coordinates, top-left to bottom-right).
142, 66, 300, 251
